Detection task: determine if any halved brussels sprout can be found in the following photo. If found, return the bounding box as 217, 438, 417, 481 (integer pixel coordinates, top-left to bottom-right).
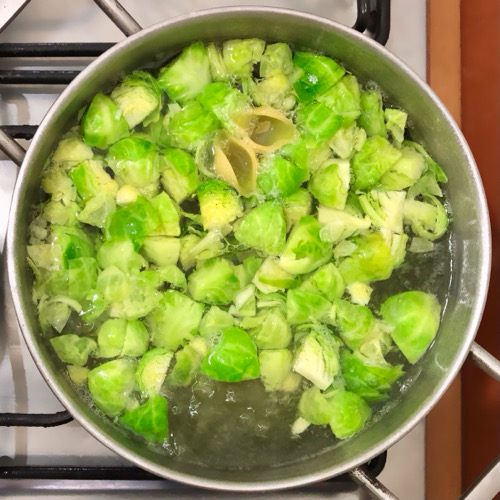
279, 216, 332, 274
136, 347, 173, 397
87, 358, 137, 416
201, 326, 260, 382
119, 395, 168, 443
81, 94, 129, 149
50, 334, 96, 366
158, 42, 211, 104
380, 290, 441, 363
234, 202, 286, 256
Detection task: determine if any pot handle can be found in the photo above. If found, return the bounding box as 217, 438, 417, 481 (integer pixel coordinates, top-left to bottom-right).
469, 341, 500, 382
0, 128, 25, 167
93, 0, 142, 36
353, 0, 391, 46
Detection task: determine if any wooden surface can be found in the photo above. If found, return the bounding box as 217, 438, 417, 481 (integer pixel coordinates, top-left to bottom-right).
460, 0, 500, 494
425, 0, 462, 499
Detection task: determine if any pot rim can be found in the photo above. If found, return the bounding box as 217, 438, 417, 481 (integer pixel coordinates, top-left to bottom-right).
6, 6, 492, 492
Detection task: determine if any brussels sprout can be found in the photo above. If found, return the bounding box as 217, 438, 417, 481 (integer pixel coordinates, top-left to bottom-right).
106, 136, 160, 189
97, 318, 149, 358
222, 38, 266, 77
293, 330, 340, 390
207, 43, 229, 81
42, 168, 76, 205
201, 326, 260, 382
37, 296, 76, 333
408, 237, 434, 254
298, 386, 336, 425
341, 349, 404, 401
259, 349, 294, 391
51, 225, 95, 268
407, 172, 443, 199
247, 307, 291, 349
309, 160, 350, 209
110, 70, 162, 128
380, 291, 441, 364
167, 338, 207, 387
78, 193, 116, 228
44, 200, 79, 227
317, 206, 371, 244
164, 101, 220, 151
300, 262, 345, 302
253, 257, 299, 293
108, 271, 162, 320
197, 82, 250, 130
351, 136, 403, 190
87, 358, 137, 416
260, 43, 294, 77
50, 334, 96, 366
234, 256, 264, 287
358, 190, 406, 234
328, 390, 371, 439
249, 74, 296, 112
297, 102, 343, 140
379, 147, 426, 191
96, 266, 130, 303
358, 89, 386, 138
187, 258, 240, 305
52, 136, 94, 166
338, 232, 395, 285
228, 285, 257, 317
147, 290, 204, 350
184, 231, 225, 264
346, 281, 373, 306
197, 179, 242, 231
318, 75, 361, 125
67, 365, 89, 385
330, 299, 376, 350
287, 289, 332, 325
149, 192, 180, 237
282, 188, 313, 232
179, 234, 200, 271
97, 240, 147, 274
105, 196, 159, 251
116, 185, 139, 206
385, 108, 407, 146
328, 124, 366, 160
279, 216, 332, 275
257, 155, 308, 200
119, 395, 168, 443
234, 202, 286, 256
280, 133, 333, 175
67, 256, 98, 301
70, 158, 117, 200
81, 94, 129, 149
403, 194, 448, 241
199, 306, 235, 338
156, 265, 187, 290
403, 140, 448, 183
161, 148, 199, 203
293, 52, 345, 103
79, 290, 107, 323
158, 42, 211, 104
135, 347, 173, 397
291, 417, 311, 435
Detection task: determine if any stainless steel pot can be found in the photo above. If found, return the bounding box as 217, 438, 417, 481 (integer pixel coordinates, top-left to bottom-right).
3, 5, 498, 494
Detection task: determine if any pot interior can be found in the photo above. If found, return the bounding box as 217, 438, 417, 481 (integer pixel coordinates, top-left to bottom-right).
8, 8, 490, 490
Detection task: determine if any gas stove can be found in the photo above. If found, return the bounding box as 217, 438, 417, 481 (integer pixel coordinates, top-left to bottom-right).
0, 1, 432, 498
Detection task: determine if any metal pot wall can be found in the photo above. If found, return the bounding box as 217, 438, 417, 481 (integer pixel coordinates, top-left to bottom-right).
3, 6, 497, 493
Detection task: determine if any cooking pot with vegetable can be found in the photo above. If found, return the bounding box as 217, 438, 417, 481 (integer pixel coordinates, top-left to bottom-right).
5, 7, 495, 492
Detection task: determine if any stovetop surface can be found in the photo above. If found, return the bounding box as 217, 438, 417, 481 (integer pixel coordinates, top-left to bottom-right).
0, 1, 427, 498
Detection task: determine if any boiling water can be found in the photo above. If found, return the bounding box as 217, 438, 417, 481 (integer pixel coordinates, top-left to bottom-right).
147, 231, 454, 470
